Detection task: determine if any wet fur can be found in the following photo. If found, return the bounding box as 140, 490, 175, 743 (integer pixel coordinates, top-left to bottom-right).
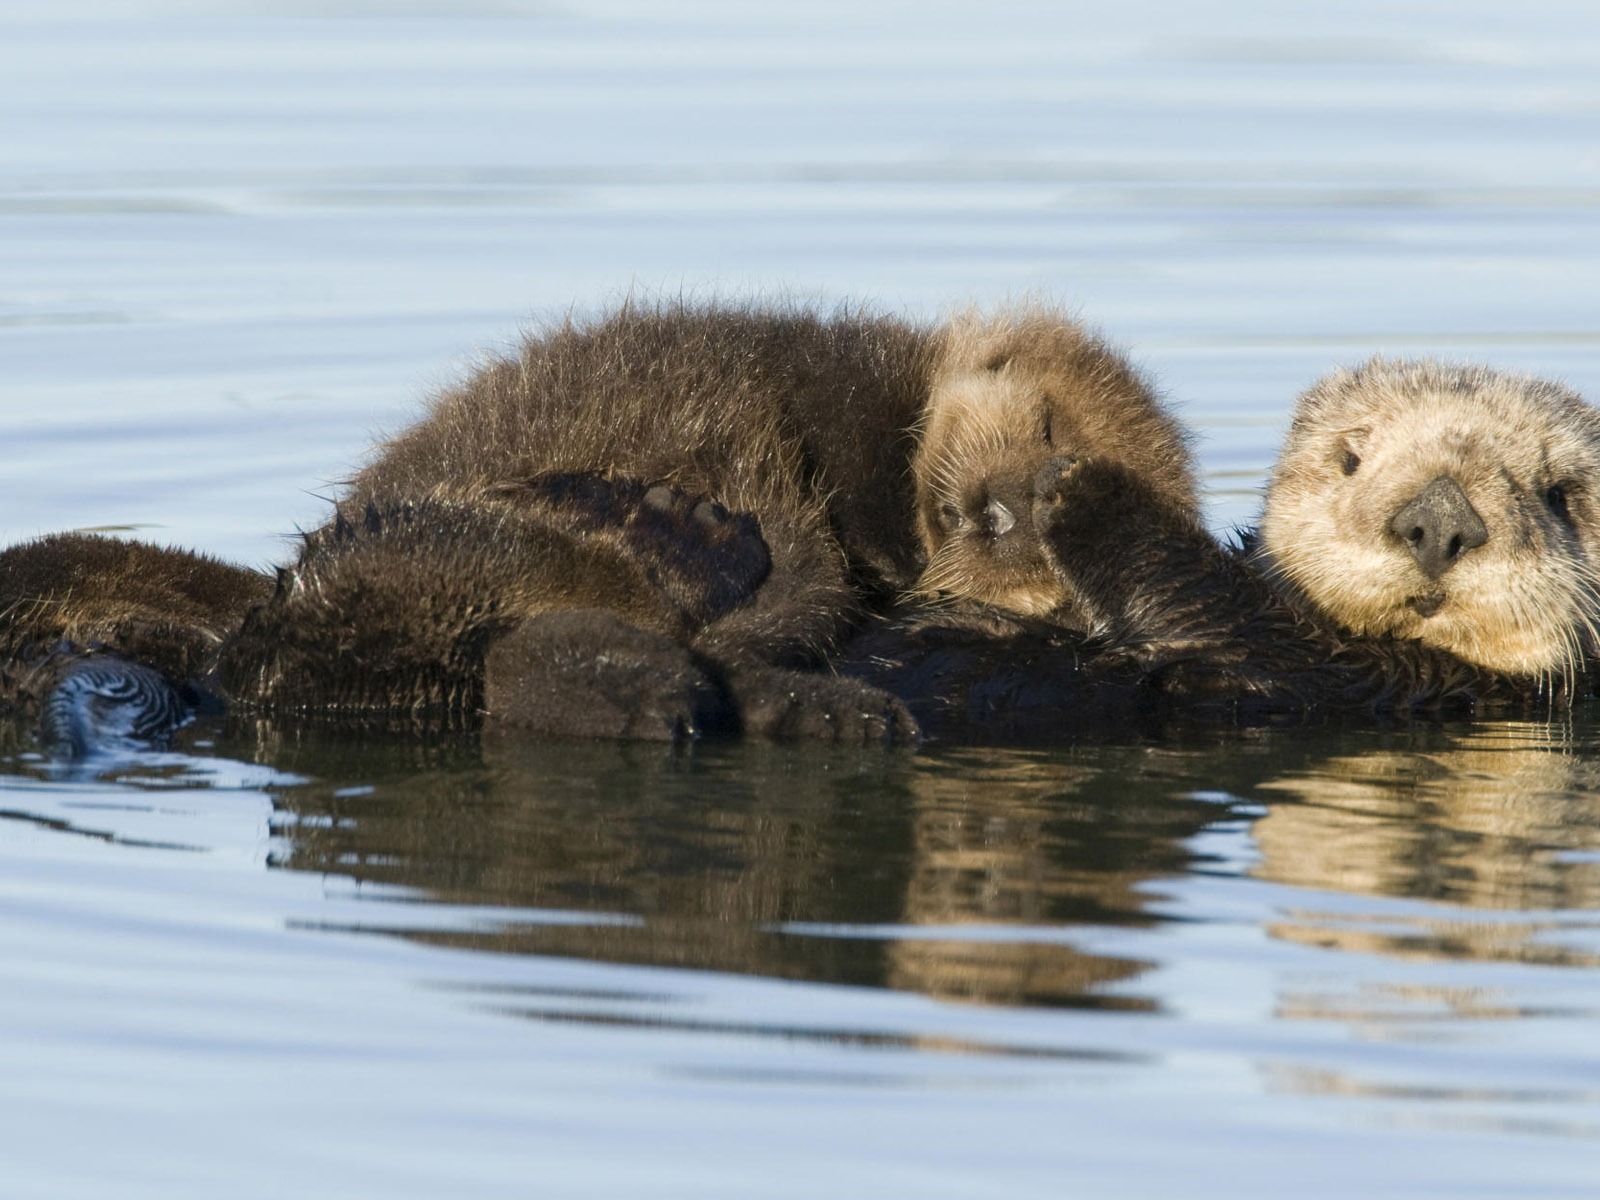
0, 532, 271, 728
220, 301, 935, 738
220, 299, 1188, 741
223, 479, 778, 737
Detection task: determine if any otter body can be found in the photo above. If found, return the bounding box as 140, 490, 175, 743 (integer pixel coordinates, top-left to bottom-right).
221, 300, 1190, 741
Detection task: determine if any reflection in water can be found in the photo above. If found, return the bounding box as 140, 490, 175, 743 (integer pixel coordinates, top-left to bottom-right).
233, 721, 1260, 1012
213, 716, 1600, 1024
10, 708, 1600, 1145
883, 748, 1227, 1010
1253, 722, 1600, 970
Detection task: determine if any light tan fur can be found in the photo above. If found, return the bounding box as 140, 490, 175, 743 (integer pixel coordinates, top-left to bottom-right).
912, 307, 1198, 619
1260, 358, 1600, 684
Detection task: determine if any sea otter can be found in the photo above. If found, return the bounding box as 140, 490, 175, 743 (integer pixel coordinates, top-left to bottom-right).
845, 357, 1600, 739
219, 299, 1192, 742
912, 307, 1198, 617
1259, 358, 1600, 687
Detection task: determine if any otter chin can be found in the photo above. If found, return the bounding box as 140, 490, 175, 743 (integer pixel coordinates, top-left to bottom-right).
1259, 357, 1600, 681
911, 307, 1199, 621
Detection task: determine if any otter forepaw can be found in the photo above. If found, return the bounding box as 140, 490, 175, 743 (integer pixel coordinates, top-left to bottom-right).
724, 665, 921, 746
1031, 454, 1134, 524
1032, 454, 1158, 558
629, 482, 772, 621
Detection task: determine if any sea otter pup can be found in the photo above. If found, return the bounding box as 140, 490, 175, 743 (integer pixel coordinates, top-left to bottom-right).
846, 358, 1600, 738
220, 300, 1193, 742
912, 308, 1198, 617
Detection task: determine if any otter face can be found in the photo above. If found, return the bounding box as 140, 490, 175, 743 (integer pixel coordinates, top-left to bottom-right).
912, 309, 1198, 620
1260, 358, 1600, 680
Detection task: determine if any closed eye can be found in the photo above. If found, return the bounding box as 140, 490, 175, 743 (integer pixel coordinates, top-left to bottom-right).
1546, 482, 1574, 526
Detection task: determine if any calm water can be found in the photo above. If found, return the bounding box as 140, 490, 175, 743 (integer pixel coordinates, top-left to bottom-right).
3, 2, 1600, 1196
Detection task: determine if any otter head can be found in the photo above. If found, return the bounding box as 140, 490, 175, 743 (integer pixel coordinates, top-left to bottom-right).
911, 308, 1199, 620
1260, 358, 1600, 679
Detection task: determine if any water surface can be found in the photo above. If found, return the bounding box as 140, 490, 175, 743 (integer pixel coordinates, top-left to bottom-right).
2, 2, 1599, 1196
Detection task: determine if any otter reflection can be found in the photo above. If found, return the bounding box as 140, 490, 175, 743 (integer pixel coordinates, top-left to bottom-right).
241, 725, 1244, 1010
1253, 720, 1600, 970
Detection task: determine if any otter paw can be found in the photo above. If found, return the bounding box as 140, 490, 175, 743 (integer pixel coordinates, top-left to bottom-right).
1031, 453, 1082, 512
724, 665, 921, 746
483, 609, 733, 742
1033, 453, 1132, 521
629, 483, 772, 622
509, 472, 772, 625
1032, 454, 1152, 548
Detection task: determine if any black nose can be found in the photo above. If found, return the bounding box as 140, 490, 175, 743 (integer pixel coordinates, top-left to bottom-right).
1388, 475, 1488, 578
981, 475, 1035, 539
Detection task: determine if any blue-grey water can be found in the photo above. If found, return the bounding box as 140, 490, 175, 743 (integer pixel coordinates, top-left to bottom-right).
3, 3, 1600, 1196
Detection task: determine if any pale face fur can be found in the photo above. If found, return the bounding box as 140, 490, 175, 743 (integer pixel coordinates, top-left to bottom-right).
912, 308, 1198, 620
1260, 358, 1600, 681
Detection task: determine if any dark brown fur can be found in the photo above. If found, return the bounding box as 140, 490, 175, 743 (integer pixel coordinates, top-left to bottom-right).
222, 478, 774, 735
219, 301, 934, 740
220, 299, 1192, 742
0, 532, 271, 729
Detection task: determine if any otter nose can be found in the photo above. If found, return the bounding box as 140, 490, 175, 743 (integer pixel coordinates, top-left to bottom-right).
983, 475, 1034, 542
984, 497, 1017, 537
1388, 475, 1488, 579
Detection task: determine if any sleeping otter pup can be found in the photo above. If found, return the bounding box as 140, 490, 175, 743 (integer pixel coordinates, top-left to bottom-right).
913, 308, 1198, 618
846, 358, 1600, 738
221, 300, 1192, 741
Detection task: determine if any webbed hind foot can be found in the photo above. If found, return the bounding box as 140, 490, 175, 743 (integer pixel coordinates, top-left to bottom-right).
497, 472, 772, 626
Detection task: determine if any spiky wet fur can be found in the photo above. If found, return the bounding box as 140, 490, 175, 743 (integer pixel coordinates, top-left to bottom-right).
0, 532, 271, 724
216, 301, 932, 735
